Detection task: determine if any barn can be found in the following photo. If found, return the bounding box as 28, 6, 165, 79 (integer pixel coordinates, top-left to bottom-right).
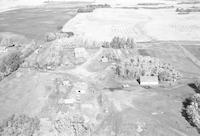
139, 76, 159, 86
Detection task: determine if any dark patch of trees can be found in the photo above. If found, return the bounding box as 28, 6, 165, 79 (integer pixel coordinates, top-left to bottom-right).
0, 114, 40, 136
45, 32, 74, 42
102, 37, 136, 49
0, 50, 22, 80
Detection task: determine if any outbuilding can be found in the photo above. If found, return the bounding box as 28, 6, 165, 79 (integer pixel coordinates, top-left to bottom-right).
139, 76, 159, 86
101, 56, 108, 62
58, 98, 76, 104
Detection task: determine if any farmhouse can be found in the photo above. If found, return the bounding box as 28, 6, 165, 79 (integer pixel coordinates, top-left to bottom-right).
74, 47, 88, 58
140, 76, 159, 86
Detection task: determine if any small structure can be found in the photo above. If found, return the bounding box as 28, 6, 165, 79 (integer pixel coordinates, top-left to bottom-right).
58, 98, 76, 104
101, 56, 108, 63
74, 47, 88, 58
139, 76, 159, 86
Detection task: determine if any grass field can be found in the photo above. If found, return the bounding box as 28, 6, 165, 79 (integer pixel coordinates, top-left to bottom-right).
63, 7, 200, 42
138, 42, 200, 78
0, 2, 90, 42
182, 45, 200, 60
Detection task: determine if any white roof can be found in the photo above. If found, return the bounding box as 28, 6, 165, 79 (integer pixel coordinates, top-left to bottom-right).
140, 76, 159, 85
58, 98, 76, 104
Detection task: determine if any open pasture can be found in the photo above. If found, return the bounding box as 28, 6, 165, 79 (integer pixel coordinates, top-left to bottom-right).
182, 44, 200, 60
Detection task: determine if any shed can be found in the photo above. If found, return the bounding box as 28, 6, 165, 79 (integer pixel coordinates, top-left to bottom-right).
58, 98, 76, 104
74, 47, 88, 58
101, 56, 108, 62
140, 76, 159, 86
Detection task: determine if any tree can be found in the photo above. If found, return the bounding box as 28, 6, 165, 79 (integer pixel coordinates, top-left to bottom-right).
0, 50, 22, 79
195, 79, 200, 90
186, 94, 200, 129
0, 114, 40, 136
3, 51, 22, 73
158, 71, 171, 82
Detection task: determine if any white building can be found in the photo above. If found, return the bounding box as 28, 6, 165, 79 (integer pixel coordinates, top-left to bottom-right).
140, 76, 159, 86
58, 98, 76, 104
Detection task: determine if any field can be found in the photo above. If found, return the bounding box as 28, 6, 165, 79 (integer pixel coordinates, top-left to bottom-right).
0, 41, 200, 135
0, 2, 90, 41
138, 42, 200, 78
183, 44, 200, 60
1, 0, 200, 136
62, 6, 200, 42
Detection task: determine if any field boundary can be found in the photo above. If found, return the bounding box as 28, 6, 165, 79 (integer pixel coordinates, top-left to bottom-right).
178, 43, 200, 69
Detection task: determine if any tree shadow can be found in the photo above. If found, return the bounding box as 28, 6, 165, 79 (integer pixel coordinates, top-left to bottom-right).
181, 83, 200, 133
181, 98, 193, 125
188, 83, 200, 93
181, 98, 200, 133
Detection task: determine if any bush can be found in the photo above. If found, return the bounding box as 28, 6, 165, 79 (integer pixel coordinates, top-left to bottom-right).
176, 7, 200, 13
77, 7, 94, 13
102, 37, 136, 49
0, 50, 22, 80
3, 51, 21, 71
78, 3, 111, 13
86, 4, 111, 8
158, 71, 171, 81
45, 32, 56, 42
53, 113, 89, 136
21, 40, 38, 59
79, 3, 111, 13
185, 94, 200, 129
195, 79, 200, 90
0, 114, 40, 136
45, 32, 74, 42
0, 38, 18, 48
114, 56, 181, 83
